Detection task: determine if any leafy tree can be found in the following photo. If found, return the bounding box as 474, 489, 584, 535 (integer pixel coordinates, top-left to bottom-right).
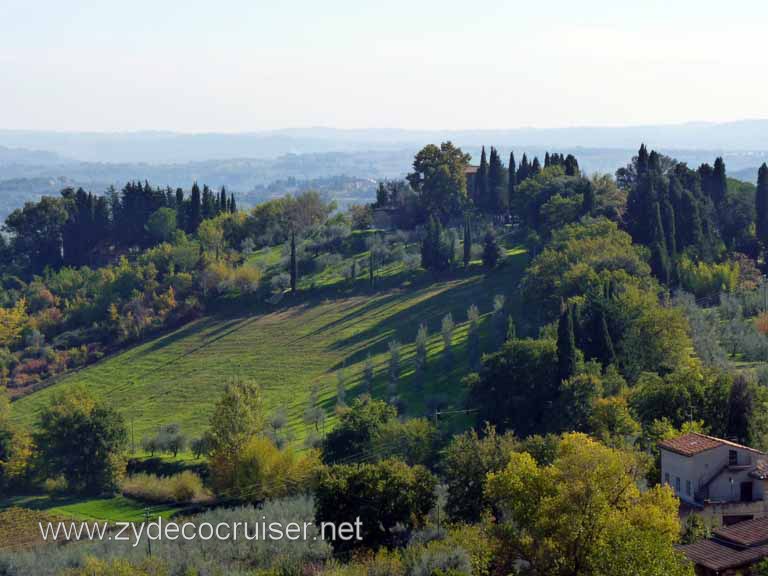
145, 207, 177, 244
407, 142, 471, 221
322, 396, 397, 464
0, 298, 27, 347
442, 425, 518, 522
557, 372, 602, 432
34, 386, 127, 495
372, 417, 439, 468
486, 433, 693, 576
316, 459, 436, 552
304, 382, 325, 433
469, 338, 559, 436
588, 396, 640, 446
4, 196, 69, 273
208, 378, 265, 493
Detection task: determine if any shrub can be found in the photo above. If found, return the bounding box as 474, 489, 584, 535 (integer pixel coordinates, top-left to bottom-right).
403, 541, 472, 576
121, 471, 210, 504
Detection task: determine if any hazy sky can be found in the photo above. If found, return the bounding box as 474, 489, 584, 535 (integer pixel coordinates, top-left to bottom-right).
1, 0, 767, 132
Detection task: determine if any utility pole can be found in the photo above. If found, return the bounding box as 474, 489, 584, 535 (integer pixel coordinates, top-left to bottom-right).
144, 508, 152, 558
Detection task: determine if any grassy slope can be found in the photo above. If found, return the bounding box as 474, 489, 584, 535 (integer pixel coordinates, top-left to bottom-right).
0, 495, 178, 523
12, 249, 528, 446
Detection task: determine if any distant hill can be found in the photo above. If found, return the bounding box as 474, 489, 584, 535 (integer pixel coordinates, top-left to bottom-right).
1, 120, 768, 164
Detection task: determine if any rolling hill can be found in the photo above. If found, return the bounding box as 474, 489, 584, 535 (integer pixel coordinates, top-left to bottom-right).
11, 250, 528, 444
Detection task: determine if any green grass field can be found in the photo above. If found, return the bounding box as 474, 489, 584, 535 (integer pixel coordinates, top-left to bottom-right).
11, 248, 528, 447
0, 495, 179, 523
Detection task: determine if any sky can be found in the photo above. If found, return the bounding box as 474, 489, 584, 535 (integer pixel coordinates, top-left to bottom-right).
1, 0, 767, 132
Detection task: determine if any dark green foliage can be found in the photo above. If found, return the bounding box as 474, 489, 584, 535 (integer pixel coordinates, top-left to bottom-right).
487, 147, 508, 214
508, 152, 517, 210
407, 142, 471, 221
556, 303, 577, 383
469, 338, 559, 436
476, 146, 489, 210
442, 426, 518, 522
481, 230, 502, 269
34, 388, 127, 495
315, 459, 436, 552
421, 216, 452, 273
757, 164, 768, 254
322, 396, 397, 464
727, 374, 754, 444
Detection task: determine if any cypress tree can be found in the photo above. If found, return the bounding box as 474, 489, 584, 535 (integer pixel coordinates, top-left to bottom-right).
599, 309, 617, 366
557, 302, 577, 383
290, 231, 298, 294
507, 152, 517, 212
712, 157, 727, 206
756, 164, 768, 257
189, 182, 202, 232
517, 153, 530, 183
544, 152, 551, 167
637, 144, 649, 175
564, 154, 579, 177
530, 157, 541, 177
488, 147, 507, 214
477, 146, 489, 210
229, 193, 236, 213
582, 181, 595, 215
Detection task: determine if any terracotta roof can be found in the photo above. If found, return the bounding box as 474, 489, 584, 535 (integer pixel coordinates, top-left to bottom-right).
464, 165, 479, 175
658, 432, 765, 457
659, 433, 723, 456
714, 517, 768, 547
679, 540, 768, 571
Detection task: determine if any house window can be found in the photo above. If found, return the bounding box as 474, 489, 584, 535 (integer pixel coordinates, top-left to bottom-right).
730, 450, 738, 466
686, 480, 691, 496
665, 473, 670, 486
675, 477, 681, 493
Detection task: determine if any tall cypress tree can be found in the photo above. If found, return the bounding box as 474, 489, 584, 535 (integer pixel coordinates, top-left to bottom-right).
756, 164, 768, 259
508, 152, 517, 212
712, 157, 727, 206
477, 146, 489, 210
229, 193, 236, 213
487, 147, 507, 214
189, 182, 202, 233
599, 309, 617, 366
219, 187, 227, 213
557, 302, 577, 383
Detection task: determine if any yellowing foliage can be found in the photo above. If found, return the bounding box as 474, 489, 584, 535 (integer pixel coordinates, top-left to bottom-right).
0, 298, 28, 347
